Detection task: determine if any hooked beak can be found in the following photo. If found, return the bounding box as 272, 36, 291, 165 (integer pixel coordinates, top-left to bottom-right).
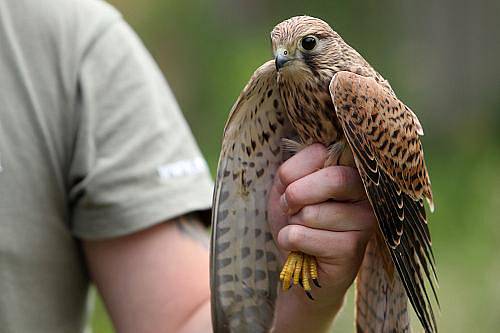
275, 49, 291, 71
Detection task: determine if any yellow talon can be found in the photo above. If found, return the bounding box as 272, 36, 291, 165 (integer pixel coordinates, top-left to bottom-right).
310, 256, 321, 288
302, 255, 311, 291
279, 258, 288, 281
293, 253, 303, 285
279, 251, 320, 297
280, 252, 298, 290
310, 256, 317, 280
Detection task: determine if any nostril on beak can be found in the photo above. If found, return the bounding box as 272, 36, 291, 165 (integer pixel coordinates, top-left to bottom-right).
275, 54, 290, 70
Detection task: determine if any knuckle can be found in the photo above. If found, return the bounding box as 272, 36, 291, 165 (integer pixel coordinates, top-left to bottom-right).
325, 167, 361, 199
331, 167, 352, 187
284, 183, 300, 206
277, 164, 292, 187
300, 205, 319, 226
308, 143, 328, 157
287, 225, 304, 248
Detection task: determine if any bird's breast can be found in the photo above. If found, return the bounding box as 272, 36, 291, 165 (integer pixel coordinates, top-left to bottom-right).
278, 80, 343, 146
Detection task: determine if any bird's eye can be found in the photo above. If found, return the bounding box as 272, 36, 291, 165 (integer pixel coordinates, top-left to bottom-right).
301, 36, 317, 51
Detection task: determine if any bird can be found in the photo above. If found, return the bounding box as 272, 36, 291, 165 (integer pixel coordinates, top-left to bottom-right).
210, 15, 438, 333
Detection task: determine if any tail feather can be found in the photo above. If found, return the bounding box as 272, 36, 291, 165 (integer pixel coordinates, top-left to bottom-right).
356, 235, 410, 333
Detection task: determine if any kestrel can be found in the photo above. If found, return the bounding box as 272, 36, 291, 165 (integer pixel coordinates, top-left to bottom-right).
211, 16, 438, 333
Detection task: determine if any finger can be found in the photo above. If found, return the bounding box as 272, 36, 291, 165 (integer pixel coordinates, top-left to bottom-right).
268, 143, 327, 243
282, 166, 366, 215
289, 200, 376, 232
276, 224, 372, 261
276, 143, 327, 191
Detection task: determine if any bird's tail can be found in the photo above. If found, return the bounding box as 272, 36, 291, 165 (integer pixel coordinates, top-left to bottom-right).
355, 233, 411, 333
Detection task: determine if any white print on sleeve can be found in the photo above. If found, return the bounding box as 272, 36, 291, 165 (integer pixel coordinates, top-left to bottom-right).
157, 157, 208, 181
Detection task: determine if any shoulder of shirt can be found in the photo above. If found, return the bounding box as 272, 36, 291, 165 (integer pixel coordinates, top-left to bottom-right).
21, 0, 122, 20
16, 0, 124, 47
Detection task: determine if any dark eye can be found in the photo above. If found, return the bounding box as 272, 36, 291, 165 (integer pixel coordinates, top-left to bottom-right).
301, 36, 317, 51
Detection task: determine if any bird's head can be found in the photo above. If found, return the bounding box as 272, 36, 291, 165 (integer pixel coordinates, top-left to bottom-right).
271, 16, 343, 79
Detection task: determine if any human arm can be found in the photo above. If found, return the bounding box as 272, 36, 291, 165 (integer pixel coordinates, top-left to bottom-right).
67, 8, 215, 332
82, 213, 212, 333
268, 144, 377, 333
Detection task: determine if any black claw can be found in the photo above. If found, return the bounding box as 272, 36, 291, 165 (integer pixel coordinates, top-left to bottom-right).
313, 278, 321, 288
287, 283, 293, 290
305, 291, 314, 300
298, 278, 303, 288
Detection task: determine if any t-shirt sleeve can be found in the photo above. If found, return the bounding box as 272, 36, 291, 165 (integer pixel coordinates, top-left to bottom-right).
69, 16, 213, 239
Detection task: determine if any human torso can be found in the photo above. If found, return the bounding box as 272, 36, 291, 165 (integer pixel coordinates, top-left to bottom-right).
0, 1, 119, 331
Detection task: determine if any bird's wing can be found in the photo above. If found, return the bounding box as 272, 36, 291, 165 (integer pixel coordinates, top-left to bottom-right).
330, 71, 438, 332
211, 60, 295, 333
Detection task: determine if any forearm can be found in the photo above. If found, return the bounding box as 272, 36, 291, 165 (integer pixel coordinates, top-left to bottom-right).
174, 214, 213, 333
271, 285, 344, 333
83, 212, 212, 333
178, 299, 212, 333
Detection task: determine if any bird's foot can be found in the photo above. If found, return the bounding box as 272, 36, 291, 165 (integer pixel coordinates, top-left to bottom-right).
325, 140, 347, 166
279, 251, 320, 300
280, 138, 304, 155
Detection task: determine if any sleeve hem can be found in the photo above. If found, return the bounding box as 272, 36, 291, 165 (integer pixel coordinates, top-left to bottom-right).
72, 185, 213, 240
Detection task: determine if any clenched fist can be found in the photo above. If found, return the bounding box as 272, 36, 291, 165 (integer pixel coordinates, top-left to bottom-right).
268, 144, 377, 333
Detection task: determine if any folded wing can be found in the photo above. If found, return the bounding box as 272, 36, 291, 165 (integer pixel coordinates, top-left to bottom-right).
330, 71, 438, 333
211, 60, 295, 333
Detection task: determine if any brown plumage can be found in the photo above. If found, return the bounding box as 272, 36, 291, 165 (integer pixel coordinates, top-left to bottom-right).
211, 15, 437, 333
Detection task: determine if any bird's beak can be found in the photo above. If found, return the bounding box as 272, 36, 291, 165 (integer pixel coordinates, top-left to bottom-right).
275, 49, 291, 71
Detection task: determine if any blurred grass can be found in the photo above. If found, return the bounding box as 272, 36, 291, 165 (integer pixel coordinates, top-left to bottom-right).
90, 1, 500, 332
91, 295, 113, 333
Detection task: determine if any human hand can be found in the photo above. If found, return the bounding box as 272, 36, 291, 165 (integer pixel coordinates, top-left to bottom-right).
268, 143, 377, 332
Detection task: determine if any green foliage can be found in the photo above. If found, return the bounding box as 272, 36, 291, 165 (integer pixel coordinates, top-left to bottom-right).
91, 295, 113, 333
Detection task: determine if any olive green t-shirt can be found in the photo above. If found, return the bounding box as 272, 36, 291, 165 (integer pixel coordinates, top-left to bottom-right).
0, 0, 213, 331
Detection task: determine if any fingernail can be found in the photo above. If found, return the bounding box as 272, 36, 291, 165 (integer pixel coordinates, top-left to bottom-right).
279, 194, 289, 214
275, 176, 286, 194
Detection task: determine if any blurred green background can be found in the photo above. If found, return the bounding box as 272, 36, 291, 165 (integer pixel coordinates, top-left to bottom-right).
91, 0, 500, 332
